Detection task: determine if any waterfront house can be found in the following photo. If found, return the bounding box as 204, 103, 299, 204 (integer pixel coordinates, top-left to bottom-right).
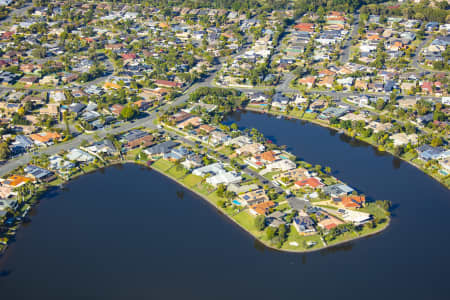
416, 145, 447, 161
3, 175, 33, 188
24, 165, 56, 183
332, 195, 366, 209
335, 209, 371, 226
249, 201, 276, 216
318, 214, 344, 230
323, 183, 354, 197
143, 141, 179, 157
48, 155, 75, 173
66, 149, 95, 163
237, 189, 269, 206
207, 171, 242, 187
293, 211, 316, 235
227, 183, 259, 195
235, 143, 265, 156
390, 133, 418, 147
294, 177, 324, 189
192, 163, 241, 186
181, 154, 203, 170
0, 199, 18, 212
164, 147, 188, 162
265, 159, 296, 172
84, 140, 117, 156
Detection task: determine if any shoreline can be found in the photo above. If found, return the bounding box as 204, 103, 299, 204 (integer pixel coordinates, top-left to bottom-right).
243, 106, 450, 190
0, 156, 390, 257
97, 161, 391, 254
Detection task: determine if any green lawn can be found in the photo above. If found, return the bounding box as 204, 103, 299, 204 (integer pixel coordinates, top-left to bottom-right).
181, 174, 203, 188
192, 182, 215, 196
401, 151, 418, 161
263, 171, 281, 180
282, 227, 324, 251
326, 230, 359, 246
302, 112, 318, 120
232, 211, 265, 239
360, 203, 389, 220
167, 165, 187, 179
151, 159, 174, 172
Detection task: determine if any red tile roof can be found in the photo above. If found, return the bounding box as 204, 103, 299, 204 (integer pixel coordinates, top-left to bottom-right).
295, 178, 324, 188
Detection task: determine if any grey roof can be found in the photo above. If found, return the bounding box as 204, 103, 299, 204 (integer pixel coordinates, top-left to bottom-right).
323, 184, 354, 196
68, 103, 86, 114
121, 129, 149, 142
267, 211, 285, 219
14, 135, 34, 148
144, 141, 178, 155
227, 183, 259, 194
287, 197, 309, 211
24, 165, 53, 180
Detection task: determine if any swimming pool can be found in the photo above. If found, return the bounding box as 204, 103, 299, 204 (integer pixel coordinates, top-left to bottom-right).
232, 200, 242, 206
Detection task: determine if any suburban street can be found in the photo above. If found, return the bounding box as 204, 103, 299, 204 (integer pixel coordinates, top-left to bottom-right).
339, 14, 359, 64
0, 41, 251, 177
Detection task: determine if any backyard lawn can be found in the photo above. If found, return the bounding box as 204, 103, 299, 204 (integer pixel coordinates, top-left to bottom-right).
181, 174, 203, 188
151, 159, 174, 172
282, 227, 324, 251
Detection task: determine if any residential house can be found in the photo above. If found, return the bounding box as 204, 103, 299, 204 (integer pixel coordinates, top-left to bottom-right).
143, 141, 179, 157
317, 214, 344, 230
237, 189, 269, 206
29, 132, 61, 146
249, 201, 276, 216
323, 183, 354, 197
294, 177, 324, 189
236, 143, 265, 156
390, 133, 418, 147
293, 211, 316, 235
3, 175, 33, 188
265, 159, 296, 172
332, 195, 366, 208
23, 165, 56, 182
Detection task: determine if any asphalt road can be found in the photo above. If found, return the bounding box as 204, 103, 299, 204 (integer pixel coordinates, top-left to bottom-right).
411, 34, 441, 74
339, 14, 359, 64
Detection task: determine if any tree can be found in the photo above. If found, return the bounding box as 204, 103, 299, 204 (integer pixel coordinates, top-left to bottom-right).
278, 224, 287, 241
230, 123, 238, 131
216, 184, 226, 198
431, 137, 443, 147
266, 226, 277, 240
254, 215, 266, 231
0, 142, 10, 160
376, 98, 386, 110
120, 104, 138, 120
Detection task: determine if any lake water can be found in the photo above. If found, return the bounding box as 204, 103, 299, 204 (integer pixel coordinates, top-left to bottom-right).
0, 110, 449, 300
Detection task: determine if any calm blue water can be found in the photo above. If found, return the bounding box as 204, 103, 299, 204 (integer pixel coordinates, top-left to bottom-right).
0, 111, 448, 300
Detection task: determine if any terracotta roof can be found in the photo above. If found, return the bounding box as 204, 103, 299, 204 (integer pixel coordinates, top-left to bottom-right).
261, 151, 276, 162
29, 132, 61, 143
250, 201, 275, 215
295, 178, 324, 188
4, 175, 32, 187
339, 195, 366, 208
